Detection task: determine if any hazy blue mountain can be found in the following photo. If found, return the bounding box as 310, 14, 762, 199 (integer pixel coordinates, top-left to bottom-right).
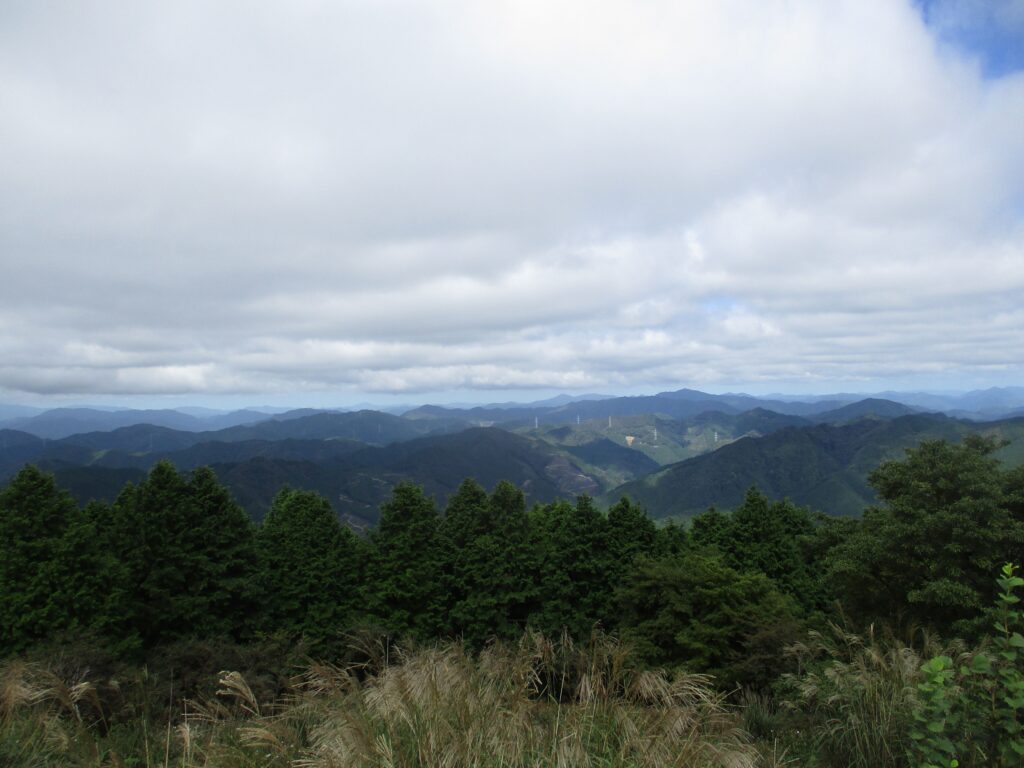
2, 409, 465, 480
11, 390, 1024, 528
195, 409, 276, 429
266, 408, 336, 421
944, 387, 1024, 414
480, 393, 615, 409
89, 437, 369, 472
809, 398, 921, 423
771, 388, 1024, 420
60, 424, 207, 453
0, 429, 100, 479
2, 408, 202, 438
2, 407, 271, 438
0, 404, 45, 421
402, 403, 548, 425
207, 410, 455, 443
0, 429, 50, 477
0, 429, 45, 450
405, 388, 851, 427
403, 393, 736, 427
50, 465, 147, 505
653, 388, 848, 416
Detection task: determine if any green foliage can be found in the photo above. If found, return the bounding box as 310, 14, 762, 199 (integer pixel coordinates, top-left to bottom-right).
605, 496, 658, 570
256, 487, 366, 652
910, 655, 961, 768
439, 480, 536, 647
529, 495, 613, 639
828, 437, 1024, 637
367, 482, 444, 640
691, 488, 829, 612
909, 563, 1024, 768
0, 466, 125, 656
616, 549, 800, 688
109, 461, 261, 647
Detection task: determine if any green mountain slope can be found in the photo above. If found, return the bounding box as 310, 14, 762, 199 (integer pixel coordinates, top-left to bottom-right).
524, 409, 811, 467
605, 414, 1024, 519
37, 427, 600, 526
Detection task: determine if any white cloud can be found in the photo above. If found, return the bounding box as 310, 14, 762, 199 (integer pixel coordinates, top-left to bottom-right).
0, 0, 1022, 401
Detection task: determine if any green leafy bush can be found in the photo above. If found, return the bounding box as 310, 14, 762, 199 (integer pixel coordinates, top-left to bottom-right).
909, 563, 1024, 767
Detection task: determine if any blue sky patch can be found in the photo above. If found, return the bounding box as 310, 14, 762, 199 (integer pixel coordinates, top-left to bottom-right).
916, 0, 1024, 78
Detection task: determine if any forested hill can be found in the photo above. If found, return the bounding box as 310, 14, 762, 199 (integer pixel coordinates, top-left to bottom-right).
402, 387, 851, 425
606, 413, 1024, 518
44, 427, 603, 525
3, 395, 1024, 523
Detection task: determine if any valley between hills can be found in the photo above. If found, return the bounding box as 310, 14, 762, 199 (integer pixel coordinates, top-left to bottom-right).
4, 386, 1024, 525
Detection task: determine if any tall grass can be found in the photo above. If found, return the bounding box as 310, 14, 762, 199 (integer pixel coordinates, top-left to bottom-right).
777, 622, 951, 768
2, 632, 758, 767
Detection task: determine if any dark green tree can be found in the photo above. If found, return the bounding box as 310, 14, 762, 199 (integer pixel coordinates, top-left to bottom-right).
530, 495, 612, 639
689, 507, 734, 551
827, 437, 1024, 636
256, 488, 366, 650
654, 518, 689, 558
439, 480, 536, 646
367, 482, 443, 640
0, 467, 124, 655
110, 461, 259, 647
616, 549, 799, 688
605, 496, 658, 569
729, 488, 824, 611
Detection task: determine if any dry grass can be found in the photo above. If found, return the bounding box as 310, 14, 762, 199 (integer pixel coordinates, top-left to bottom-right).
291, 631, 755, 767
778, 622, 955, 768
2, 632, 760, 767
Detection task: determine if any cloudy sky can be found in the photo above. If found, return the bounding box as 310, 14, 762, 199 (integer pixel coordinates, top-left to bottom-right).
2, 0, 1023, 407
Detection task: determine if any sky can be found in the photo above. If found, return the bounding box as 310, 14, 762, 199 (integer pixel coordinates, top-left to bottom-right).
1, 0, 1023, 409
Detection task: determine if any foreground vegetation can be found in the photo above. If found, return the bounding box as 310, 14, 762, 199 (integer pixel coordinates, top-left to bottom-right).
2, 632, 766, 767
2, 436, 1023, 765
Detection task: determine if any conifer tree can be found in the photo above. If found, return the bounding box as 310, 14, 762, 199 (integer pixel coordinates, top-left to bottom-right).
727, 489, 823, 611
440, 480, 536, 646
605, 497, 658, 565
256, 487, 365, 649
110, 461, 259, 647
531, 495, 612, 638
368, 482, 443, 640
0, 466, 123, 655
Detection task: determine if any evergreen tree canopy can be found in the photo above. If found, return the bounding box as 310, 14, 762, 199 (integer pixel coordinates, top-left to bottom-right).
368, 482, 443, 640
605, 496, 658, 569
827, 436, 1024, 636
695, 488, 825, 612
530, 495, 612, 638
616, 549, 799, 688
439, 479, 535, 646
110, 461, 259, 647
0, 466, 123, 655
256, 487, 365, 649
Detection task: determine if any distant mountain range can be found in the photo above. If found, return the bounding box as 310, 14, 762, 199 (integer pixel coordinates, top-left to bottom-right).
0, 407, 273, 439
2, 386, 1024, 523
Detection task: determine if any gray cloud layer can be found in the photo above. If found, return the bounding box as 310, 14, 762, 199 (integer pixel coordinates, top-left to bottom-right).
2, 0, 1022, 401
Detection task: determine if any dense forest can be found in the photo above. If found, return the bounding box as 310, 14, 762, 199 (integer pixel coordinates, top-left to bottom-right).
2, 436, 1024, 766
